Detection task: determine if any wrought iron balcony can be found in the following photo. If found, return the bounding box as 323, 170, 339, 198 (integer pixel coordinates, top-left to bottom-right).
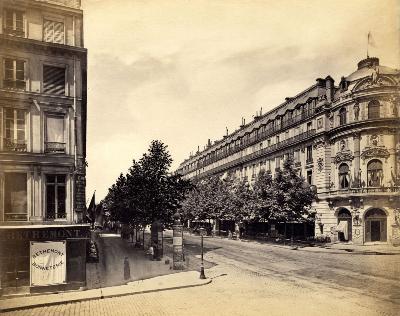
329, 186, 400, 195
45, 142, 66, 153
46, 212, 67, 220
3, 27, 25, 37
5, 213, 28, 221
3, 138, 27, 152
3, 79, 26, 90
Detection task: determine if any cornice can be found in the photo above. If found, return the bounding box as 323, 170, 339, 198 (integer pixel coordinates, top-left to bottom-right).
0, 35, 87, 60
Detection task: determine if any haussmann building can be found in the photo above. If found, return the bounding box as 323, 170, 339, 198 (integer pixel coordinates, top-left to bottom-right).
0, 0, 89, 295
177, 57, 400, 246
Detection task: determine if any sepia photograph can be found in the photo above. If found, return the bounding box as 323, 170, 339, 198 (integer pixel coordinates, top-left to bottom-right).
0, 0, 399, 315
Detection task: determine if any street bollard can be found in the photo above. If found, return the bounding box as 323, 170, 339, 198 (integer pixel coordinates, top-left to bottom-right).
124, 257, 131, 281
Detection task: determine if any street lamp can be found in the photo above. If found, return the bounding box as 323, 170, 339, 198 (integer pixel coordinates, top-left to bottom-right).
199, 227, 206, 279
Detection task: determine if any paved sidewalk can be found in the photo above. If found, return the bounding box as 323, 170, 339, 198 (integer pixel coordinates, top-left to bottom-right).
181, 231, 400, 255
0, 270, 211, 312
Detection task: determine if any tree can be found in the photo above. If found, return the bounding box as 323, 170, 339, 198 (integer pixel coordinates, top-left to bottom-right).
104, 140, 191, 229
252, 170, 275, 221
273, 157, 316, 224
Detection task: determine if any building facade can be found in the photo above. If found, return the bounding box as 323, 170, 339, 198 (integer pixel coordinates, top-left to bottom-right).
177, 57, 400, 246
0, 0, 89, 295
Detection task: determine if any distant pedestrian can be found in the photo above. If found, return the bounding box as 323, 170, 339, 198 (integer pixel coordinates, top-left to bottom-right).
124, 257, 131, 281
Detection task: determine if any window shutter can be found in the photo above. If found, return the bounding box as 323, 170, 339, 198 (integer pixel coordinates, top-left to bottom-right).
5, 10, 13, 29
53, 22, 64, 44
4, 59, 14, 80
15, 11, 23, 32
43, 20, 53, 42
43, 65, 65, 95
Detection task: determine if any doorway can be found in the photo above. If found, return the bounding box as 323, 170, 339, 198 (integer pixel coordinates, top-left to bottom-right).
365, 208, 387, 243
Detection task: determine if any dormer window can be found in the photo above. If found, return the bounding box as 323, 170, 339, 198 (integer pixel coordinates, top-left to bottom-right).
4, 9, 25, 37
339, 77, 348, 91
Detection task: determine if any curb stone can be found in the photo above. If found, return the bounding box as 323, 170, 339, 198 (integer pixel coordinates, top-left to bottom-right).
0, 277, 212, 312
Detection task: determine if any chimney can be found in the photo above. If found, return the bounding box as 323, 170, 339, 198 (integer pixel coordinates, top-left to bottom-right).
325, 75, 334, 102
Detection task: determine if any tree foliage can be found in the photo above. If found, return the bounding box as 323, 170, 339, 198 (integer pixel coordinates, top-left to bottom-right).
180, 157, 316, 224
103, 140, 191, 227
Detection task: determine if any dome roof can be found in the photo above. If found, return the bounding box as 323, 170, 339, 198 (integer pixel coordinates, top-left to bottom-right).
346, 57, 399, 82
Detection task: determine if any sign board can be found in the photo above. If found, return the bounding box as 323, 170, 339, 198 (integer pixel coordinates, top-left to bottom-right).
0, 226, 90, 241
30, 241, 66, 286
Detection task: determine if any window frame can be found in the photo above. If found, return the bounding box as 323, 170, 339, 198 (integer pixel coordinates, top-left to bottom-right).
42, 64, 67, 96
45, 174, 67, 220
339, 107, 347, 126
3, 8, 26, 37
2, 107, 27, 151
368, 100, 380, 119
2, 57, 27, 90
338, 163, 350, 189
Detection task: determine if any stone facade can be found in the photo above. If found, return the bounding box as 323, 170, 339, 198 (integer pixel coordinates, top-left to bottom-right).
0, 0, 88, 295
177, 57, 400, 246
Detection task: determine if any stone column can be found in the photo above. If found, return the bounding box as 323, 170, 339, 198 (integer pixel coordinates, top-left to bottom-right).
353, 133, 361, 187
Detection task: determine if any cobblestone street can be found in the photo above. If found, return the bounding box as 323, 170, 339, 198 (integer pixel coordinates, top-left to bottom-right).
4, 234, 399, 316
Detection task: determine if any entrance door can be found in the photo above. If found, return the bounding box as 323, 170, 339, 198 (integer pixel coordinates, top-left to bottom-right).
370, 220, 381, 242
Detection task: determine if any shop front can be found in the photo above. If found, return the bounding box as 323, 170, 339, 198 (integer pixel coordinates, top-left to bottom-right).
0, 224, 90, 295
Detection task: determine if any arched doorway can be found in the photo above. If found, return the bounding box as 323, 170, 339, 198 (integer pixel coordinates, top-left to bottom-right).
364, 208, 387, 242
337, 208, 352, 242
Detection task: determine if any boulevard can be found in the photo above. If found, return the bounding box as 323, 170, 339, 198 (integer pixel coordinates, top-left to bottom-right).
4, 232, 399, 316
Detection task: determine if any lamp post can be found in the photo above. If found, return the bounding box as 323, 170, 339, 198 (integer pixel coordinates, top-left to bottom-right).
199, 227, 206, 279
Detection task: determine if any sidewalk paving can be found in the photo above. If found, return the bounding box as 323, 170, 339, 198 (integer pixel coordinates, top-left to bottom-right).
0, 270, 211, 313
181, 231, 400, 255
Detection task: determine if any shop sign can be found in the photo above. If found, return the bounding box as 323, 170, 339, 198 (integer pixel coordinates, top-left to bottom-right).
0, 226, 90, 241
30, 241, 66, 286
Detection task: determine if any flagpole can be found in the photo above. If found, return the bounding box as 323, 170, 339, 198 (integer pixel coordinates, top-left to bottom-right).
367, 32, 370, 58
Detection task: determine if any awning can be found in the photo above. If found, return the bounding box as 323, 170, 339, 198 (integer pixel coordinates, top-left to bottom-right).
336, 220, 349, 240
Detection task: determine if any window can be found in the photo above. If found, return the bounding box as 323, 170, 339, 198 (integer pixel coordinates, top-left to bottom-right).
4, 9, 24, 36
339, 163, 350, 189
306, 145, 313, 163
45, 115, 65, 153
43, 19, 64, 44
275, 156, 280, 170
307, 121, 312, 132
46, 175, 66, 219
307, 170, 312, 185
3, 108, 26, 151
367, 160, 383, 187
339, 108, 347, 125
267, 139, 271, 147
276, 135, 280, 144
368, 100, 380, 119
3, 58, 25, 90
4, 173, 27, 221
294, 150, 300, 163
43, 65, 66, 95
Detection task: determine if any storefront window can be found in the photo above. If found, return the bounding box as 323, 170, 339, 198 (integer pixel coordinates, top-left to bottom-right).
4, 173, 27, 221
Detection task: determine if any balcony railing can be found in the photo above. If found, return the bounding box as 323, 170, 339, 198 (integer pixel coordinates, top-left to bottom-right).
45, 142, 66, 153
3, 79, 26, 90
3, 138, 27, 152
5, 213, 28, 221
194, 129, 317, 178
3, 27, 25, 37
329, 186, 400, 195
46, 212, 67, 220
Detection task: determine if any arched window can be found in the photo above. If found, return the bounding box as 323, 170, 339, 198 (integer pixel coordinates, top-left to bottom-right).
367, 159, 383, 187
368, 100, 380, 119
339, 163, 350, 189
339, 107, 347, 125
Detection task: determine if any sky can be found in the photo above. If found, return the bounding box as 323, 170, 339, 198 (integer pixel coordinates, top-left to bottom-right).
82, 0, 400, 202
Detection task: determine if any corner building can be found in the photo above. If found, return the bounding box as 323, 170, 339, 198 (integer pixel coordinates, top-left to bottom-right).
0, 0, 89, 295
177, 57, 400, 246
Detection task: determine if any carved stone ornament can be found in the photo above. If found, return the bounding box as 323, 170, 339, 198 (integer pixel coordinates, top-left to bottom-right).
360, 147, 390, 162
317, 158, 324, 172
313, 138, 326, 150
334, 150, 354, 164
353, 75, 395, 91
